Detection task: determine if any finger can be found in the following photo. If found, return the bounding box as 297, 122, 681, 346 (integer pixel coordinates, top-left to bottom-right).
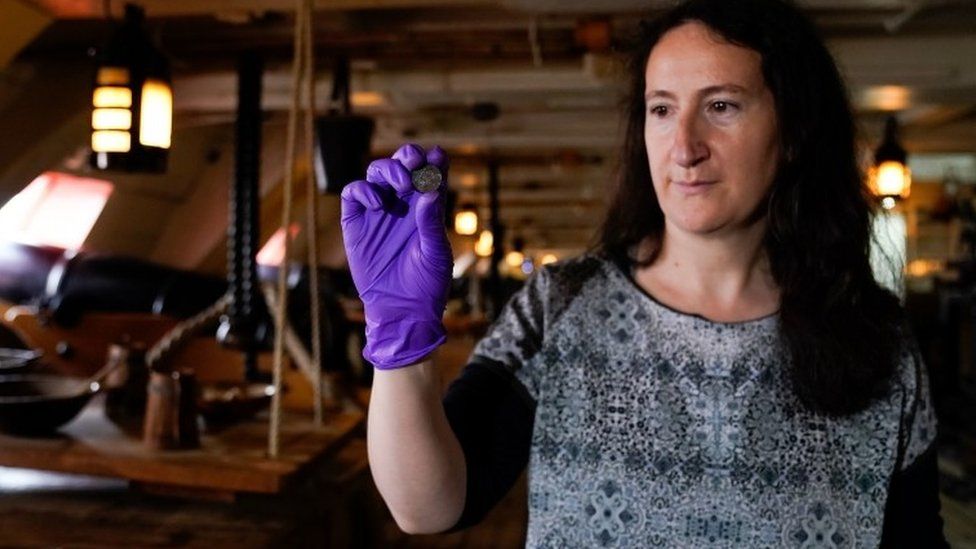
340, 180, 384, 225
366, 158, 413, 196
426, 146, 450, 191
426, 145, 449, 172
392, 143, 426, 171
414, 190, 451, 263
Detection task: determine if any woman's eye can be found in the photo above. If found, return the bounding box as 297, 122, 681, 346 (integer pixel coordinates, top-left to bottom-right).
649, 105, 669, 117
709, 100, 737, 114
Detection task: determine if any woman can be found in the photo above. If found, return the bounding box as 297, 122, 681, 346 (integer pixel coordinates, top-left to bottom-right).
340, 0, 948, 546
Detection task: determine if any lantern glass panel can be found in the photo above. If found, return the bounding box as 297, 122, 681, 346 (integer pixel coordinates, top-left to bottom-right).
139, 79, 172, 148
93, 86, 132, 108
92, 130, 131, 153
92, 108, 132, 130
96, 67, 130, 85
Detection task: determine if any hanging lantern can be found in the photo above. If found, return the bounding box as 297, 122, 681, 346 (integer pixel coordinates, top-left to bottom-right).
868, 116, 910, 209
454, 203, 479, 235
90, 4, 171, 173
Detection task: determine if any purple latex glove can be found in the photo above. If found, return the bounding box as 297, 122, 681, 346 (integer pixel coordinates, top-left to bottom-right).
340, 144, 453, 370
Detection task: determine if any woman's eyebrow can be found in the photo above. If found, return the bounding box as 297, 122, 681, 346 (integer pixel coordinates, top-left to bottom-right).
644, 83, 748, 101
699, 84, 748, 96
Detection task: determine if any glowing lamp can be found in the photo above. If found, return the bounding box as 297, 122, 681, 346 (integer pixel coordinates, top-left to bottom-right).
90, 4, 171, 173
474, 230, 493, 257
868, 116, 910, 208
454, 203, 478, 235
504, 236, 526, 268
505, 251, 525, 268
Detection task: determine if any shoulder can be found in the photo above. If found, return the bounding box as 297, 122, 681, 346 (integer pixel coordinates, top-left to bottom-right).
540, 253, 609, 278
471, 254, 612, 359
889, 324, 938, 469
535, 253, 614, 300
890, 323, 926, 397
518, 254, 618, 322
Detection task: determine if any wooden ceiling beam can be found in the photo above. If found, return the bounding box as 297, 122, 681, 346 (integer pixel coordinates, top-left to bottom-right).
0, 0, 51, 68
28, 0, 495, 19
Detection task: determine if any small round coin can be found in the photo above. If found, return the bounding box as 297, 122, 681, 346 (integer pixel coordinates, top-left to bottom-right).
411, 165, 442, 193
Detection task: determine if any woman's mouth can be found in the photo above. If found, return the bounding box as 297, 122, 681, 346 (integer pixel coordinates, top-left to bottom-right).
673, 180, 718, 195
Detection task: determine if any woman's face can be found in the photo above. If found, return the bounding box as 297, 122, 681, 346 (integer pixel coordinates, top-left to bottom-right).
644, 22, 781, 237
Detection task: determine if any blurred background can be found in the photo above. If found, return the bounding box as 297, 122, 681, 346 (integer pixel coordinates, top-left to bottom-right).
0, 0, 973, 546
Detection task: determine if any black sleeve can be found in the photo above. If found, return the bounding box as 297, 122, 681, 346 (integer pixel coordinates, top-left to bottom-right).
879, 442, 949, 548
442, 359, 536, 531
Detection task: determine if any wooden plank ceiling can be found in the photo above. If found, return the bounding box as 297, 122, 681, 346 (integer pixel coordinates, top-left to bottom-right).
9, 0, 976, 257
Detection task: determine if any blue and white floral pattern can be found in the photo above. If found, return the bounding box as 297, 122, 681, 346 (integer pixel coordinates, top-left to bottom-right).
471, 255, 937, 548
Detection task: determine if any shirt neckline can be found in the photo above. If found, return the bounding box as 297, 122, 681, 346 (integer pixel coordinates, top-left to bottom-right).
603, 255, 780, 328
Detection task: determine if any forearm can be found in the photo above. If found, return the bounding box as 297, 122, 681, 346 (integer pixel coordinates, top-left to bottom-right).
367, 359, 466, 534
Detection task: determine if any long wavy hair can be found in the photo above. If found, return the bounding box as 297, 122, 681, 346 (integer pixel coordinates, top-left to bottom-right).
598, 0, 905, 416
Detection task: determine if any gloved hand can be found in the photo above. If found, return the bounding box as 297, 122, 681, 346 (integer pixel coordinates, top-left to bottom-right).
340, 143, 453, 370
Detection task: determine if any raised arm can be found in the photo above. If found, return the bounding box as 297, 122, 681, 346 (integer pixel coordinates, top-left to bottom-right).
340, 143, 465, 533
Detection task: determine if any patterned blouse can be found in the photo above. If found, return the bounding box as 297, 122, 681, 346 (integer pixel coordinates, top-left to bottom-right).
447, 254, 937, 548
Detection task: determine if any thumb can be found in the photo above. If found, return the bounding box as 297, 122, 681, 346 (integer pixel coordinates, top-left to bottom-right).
414, 190, 451, 263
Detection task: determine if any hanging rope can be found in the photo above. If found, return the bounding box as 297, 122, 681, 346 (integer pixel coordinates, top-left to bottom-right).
269, 0, 306, 458
269, 0, 331, 456
146, 294, 233, 372
302, 0, 326, 426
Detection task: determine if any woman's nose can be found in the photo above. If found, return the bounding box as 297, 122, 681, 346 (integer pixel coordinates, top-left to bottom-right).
672, 114, 709, 168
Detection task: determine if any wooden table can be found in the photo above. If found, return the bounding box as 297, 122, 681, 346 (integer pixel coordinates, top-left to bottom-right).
0, 437, 381, 548
0, 399, 364, 499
